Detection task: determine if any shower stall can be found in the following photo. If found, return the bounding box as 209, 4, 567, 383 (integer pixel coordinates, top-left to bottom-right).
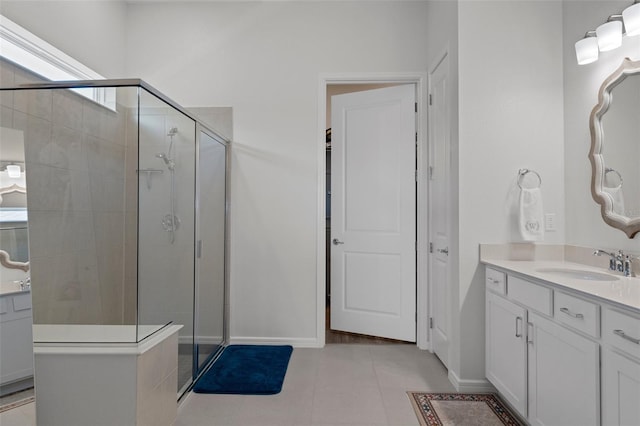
0, 77, 229, 403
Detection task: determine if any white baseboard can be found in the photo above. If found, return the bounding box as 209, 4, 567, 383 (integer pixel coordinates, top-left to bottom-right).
448, 370, 496, 393
228, 336, 323, 348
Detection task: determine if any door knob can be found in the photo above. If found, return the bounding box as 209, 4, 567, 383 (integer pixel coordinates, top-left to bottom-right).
332, 238, 344, 245
437, 247, 449, 255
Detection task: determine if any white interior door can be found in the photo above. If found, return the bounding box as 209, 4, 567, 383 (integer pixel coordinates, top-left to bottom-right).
330, 84, 416, 342
429, 54, 451, 366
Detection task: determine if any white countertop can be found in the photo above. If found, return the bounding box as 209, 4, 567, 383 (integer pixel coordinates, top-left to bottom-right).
482, 259, 640, 313
0, 281, 29, 296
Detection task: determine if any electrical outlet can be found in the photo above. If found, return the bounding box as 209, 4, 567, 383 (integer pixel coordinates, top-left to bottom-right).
545, 213, 557, 232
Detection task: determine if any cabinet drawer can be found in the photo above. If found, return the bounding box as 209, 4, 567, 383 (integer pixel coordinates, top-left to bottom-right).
554, 292, 600, 338
603, 308, 640, 360
486, 267, 506, 295
507, 275, 552, 316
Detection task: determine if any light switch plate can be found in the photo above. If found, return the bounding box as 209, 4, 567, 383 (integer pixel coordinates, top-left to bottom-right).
545, 213, 557, 231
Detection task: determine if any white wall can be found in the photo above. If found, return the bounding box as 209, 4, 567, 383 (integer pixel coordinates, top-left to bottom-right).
563, 0, 640, 249
457, 0, 565, 382
426, 0, 460, 381
2, 0, 589, 390
0, 0, 127, 78
124, 1, 431, 345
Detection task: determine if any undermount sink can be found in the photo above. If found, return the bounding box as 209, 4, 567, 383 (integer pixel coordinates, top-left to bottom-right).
536, 267, 619, 282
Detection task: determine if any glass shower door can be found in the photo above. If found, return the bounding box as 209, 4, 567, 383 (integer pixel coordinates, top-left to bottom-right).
194, 128, 227, 375
136, 88, 196, 395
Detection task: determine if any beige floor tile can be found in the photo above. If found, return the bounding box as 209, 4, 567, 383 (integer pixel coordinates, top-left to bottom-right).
175, 393, 245, 426
0, 403, 35, 426
1, 344, 457, 426
311, 384, 388, 425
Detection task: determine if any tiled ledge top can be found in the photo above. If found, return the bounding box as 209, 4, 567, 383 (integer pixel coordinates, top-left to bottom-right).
480, 244, 640, 312
32, 324, 183, 355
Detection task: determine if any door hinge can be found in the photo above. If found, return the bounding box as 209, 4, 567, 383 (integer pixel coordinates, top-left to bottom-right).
415, 241, 418, 251
429, 166, 434, 180
429, 94, 433, 106
429, 242, 433, 253
415, 170, 418, 182
196, 240, 202, 258
415, 102, 418, 113
429, 317, 434, 329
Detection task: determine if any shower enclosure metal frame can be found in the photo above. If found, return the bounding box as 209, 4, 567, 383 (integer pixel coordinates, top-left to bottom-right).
191, 121, 231, 395
1, 78, 231, 399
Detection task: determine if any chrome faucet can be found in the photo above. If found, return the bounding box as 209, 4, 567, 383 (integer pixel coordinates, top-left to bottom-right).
594, 249, 635, 277
20, 277, 30, 291
12, 277, 31, 291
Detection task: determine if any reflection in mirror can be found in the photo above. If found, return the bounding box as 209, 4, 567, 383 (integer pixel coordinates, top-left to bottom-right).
0, 126, 29, 279
589, 58, 640, 238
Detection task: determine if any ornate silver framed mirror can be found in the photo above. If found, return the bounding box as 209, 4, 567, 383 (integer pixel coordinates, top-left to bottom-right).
589, 58, 640, 238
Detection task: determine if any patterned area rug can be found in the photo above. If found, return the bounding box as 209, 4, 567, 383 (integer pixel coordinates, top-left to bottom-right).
407, 392, 524, 426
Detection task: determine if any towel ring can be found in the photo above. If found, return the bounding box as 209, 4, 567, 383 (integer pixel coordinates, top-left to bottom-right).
604, 167, 623, 189
517, 168, 542, 190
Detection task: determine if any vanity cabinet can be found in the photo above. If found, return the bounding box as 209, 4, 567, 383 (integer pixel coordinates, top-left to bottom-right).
0, 291, 34, 395
486, 291, 527, 416
527, 311, 599, 426
485, 267, 600, 425
601, 308, 640, 426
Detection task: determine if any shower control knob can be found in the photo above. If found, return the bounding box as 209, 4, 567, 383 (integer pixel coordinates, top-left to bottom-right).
332, 238, 344, 245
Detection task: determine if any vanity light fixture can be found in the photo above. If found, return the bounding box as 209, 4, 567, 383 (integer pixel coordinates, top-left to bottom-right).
623, 0, 640, 36
5, 164, 21, 178
575, 31, 599, 65
575, 2, 640, 65
596, 16, 624, 52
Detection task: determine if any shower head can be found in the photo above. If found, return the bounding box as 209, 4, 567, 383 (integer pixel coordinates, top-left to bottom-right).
167, 127, 178, 137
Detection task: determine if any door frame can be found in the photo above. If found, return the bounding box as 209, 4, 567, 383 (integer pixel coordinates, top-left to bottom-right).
316, 72, 429, 349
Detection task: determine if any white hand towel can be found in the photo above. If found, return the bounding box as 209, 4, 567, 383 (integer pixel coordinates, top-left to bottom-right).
519, 187, 544, 242
603, 186, 625, 216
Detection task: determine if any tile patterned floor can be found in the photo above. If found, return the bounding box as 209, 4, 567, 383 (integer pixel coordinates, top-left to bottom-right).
0, 344, 454, 426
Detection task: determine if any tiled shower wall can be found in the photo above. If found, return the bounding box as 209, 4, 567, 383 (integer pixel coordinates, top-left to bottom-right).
2, 58, 232, 336
0, 58, 133, 325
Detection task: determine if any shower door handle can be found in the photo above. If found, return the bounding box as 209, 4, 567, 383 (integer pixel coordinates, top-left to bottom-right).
332, 238, 344, 245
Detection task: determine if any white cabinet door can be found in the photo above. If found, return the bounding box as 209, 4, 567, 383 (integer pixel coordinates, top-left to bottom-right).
486, 291, 527, 417
528, 312, 600, 426
602, 349, 640, 426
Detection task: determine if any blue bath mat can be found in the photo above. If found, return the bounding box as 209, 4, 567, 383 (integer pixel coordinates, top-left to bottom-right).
193, 345, 293, 395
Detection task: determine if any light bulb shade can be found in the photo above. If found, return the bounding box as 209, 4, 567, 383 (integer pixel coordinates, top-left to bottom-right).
596, 20, 623, 51
6, 164, 21, 178
575, 37, 599, 64
623, 3, 640, 36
